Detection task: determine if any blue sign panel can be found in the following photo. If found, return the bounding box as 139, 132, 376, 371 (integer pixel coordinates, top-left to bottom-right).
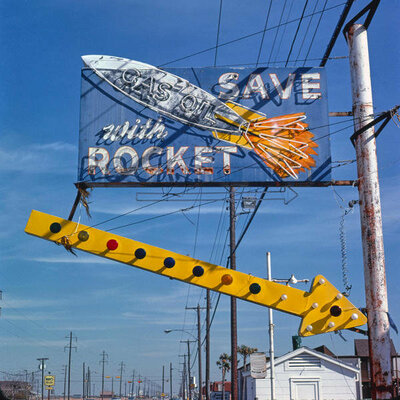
78, 56, 331, 186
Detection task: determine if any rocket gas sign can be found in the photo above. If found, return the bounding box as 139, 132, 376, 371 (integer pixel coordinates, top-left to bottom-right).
78, 55, 331, 186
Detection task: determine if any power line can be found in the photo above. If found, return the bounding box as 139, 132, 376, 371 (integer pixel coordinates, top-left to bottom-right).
303, 0, 329, 66
105, 199, 220, 233
273, 0, 294, 65
158, 2, 346, 68
214, 0, 223, 67
267, 0, 288, 66
64, 332, 77, 400
285, 0, 309, 66
256, 0, 273, 67
294, 0, 320, 64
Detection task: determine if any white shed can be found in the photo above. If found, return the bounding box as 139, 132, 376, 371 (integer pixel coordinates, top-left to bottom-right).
241, 347, 362, 400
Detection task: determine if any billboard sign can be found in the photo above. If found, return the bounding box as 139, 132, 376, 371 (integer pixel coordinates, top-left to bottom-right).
78, 55, 331, 186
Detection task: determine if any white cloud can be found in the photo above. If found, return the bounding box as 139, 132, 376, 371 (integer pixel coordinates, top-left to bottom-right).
25, 256, 114, 264
2, 297, 70, 309
0, 141, 76, 173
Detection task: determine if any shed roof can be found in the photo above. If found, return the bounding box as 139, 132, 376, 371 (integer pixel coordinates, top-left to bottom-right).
267, 347, 360, 374
354, 339, 397, 357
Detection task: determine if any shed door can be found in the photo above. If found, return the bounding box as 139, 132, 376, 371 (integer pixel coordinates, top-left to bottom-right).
290, 378, 320, 400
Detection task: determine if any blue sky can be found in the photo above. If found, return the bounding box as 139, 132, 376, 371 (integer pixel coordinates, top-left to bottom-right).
0, 0, 399, 396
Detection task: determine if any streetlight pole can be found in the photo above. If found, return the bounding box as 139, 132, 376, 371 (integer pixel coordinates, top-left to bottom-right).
266, 252, 309, 400
165, 330, 199, 400
266, 253, 275, 400
206, 290, 211, 400
197, 305, 202, 400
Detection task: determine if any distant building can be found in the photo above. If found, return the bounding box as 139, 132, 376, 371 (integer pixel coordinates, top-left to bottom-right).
205, 381, 231, 400
100, 392, 113, 399
0, 381, 33, 400
239, 347, 362, 400
351, 338, 400, 398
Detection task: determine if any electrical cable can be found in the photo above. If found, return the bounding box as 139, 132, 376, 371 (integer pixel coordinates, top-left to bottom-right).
207, 186, 269, 332
202, 55, 348, 68
285, 0, 309, 66
256, 0, 273, 67
193, 188, 202, 257
273, 0, 295, 65
294, 0, 320, 64
214, 0, 223, 67
267, 0, 288, 67
158, 2, 346, 68
103, 199, 219, 233
209, 192, 228, 263
303, 0, 329, 66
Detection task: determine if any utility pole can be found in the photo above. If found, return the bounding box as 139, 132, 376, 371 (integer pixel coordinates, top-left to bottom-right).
169, 363, 173, 399
131, 370, 135, 396
229, 186, 238, 400
64, 332, 77, 400
99, 351, 108, 400
346, 23, 392, 400
205, 290, 210, 400
37, 357, 48, 400
197, 305, 203, 400
63, 365, 67, 400
119, 362, 125, 397
87, 367, 91, 397
83, 362, 86, 400
266, 252, 275, 400
179, 355, 187, 400
180, 341, 194, 400
185, 306, 206, 400
162, 366, 165, 397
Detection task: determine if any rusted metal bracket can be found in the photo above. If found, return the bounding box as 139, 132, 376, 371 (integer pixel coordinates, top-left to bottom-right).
350, 105, 400, 147
349, 327, 368, 336
329, 112, 353, 117
343, 0, 380, 38
320, 0, 355, 67
68, 183, 90, 221
68, 190, 82, 221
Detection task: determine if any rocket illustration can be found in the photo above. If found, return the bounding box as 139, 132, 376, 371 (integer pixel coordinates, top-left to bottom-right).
82, 55, 318, 179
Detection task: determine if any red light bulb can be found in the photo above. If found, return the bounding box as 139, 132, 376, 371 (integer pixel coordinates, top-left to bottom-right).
107, 239, 118, 250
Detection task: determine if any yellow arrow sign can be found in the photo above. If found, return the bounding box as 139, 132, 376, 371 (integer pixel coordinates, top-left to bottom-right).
25, 210, 367, 336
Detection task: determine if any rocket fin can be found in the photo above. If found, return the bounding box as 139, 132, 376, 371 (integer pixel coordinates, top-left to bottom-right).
212, 131, 252, 150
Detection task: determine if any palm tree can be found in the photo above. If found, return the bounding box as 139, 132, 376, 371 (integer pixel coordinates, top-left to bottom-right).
237, 345, 258, 371
237, 345, 258, 400
216, 353, 231, 400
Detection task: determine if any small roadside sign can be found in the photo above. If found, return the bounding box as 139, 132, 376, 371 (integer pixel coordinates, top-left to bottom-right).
45, 375, 55, 386
45, 386, 53, 391
250, 352, 267, 379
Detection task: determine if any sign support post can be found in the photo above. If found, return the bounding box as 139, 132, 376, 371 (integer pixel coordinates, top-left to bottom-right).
346, 23, 392, 399
229, 187, 238, 400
